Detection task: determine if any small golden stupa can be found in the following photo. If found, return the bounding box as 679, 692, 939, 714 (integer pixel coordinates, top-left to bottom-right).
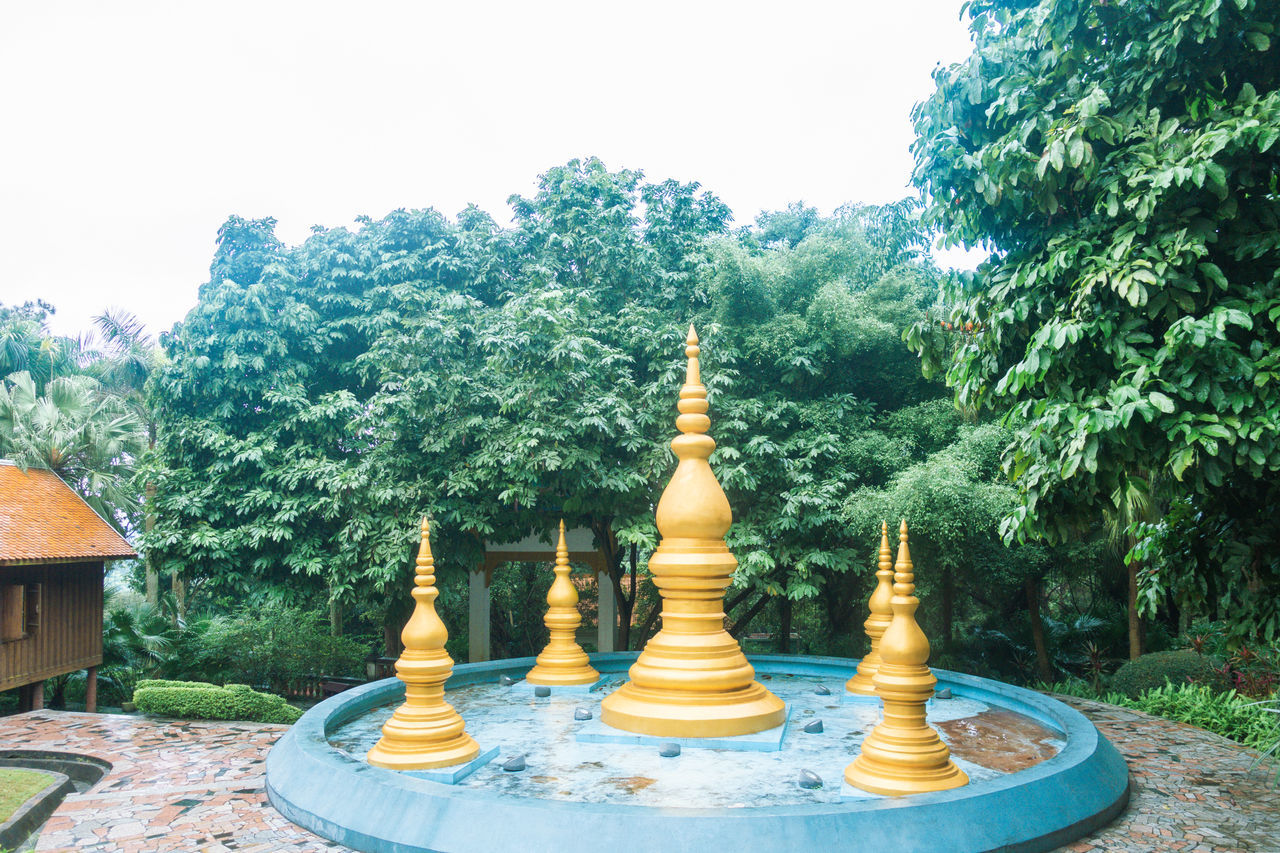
845, 521, 895, 695
844, 520, 968, 795
600, 326, 786, 738
367, 518, 480, 770
526, 520, 600, 686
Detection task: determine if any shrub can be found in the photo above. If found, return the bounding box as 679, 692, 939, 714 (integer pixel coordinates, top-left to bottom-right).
1110, 650, 1224, 698
132, 680, 301, 724
1126, 684, 1280, 753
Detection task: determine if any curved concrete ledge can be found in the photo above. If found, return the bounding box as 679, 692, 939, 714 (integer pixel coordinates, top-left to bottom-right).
267, 653, 1129, 853
0, 769, 74, 851
0, 750, 113, 791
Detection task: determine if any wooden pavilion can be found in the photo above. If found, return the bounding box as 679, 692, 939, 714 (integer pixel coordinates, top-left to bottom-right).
472, 527, 616, 662
0, 461, 136, 711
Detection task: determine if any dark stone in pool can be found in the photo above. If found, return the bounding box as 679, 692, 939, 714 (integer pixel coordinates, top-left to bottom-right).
798, 770, 823, 789
574, 708, 592, 721
802, 719, 824, 734
499, 675, 515, 686
502, 755, 526, 772
814, 684, 831, 696
658, 743, 681, 758
937, 687, 953, 699
534, 686, 551, 697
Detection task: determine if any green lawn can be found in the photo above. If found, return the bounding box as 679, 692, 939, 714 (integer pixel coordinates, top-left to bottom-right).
0, 767, 55, 822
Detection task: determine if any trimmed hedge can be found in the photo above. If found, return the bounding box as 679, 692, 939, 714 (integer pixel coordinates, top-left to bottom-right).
1110, 650, 1225, 698
132, 680, 301, 724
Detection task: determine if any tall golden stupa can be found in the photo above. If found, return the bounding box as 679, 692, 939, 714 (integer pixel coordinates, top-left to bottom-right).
600, 326, 786, 737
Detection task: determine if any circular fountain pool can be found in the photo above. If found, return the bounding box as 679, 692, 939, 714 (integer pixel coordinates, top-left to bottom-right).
267, 653, 1128, 853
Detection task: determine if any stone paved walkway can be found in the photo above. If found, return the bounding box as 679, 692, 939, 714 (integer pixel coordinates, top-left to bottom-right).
0, 698, 1274, 852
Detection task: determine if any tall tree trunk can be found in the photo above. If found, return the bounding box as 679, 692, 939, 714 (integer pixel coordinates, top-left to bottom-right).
1127, 561, 1143, 661
329, 596, 344, 637
383, 622, 400, 658
616, 543, 637, 650
633, 600, 662, 648
728, 593, 771, 639
941, 566, 955, 650
171, 571, 186, 626
144, 481, 158, 605
1025, 577, 1052, 682
777, 597, 793, 653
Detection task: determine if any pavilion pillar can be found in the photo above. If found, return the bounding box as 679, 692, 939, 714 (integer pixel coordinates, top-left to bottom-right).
469, 565, 491, 662
596, 568, 616, 653
85, 666, 99, 713
21, 680, 45, 712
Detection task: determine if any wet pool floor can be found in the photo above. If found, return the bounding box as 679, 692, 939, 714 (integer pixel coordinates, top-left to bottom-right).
327, 673, 1065, 807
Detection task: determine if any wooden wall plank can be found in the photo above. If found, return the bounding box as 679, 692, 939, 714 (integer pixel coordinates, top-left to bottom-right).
0, 562, 105, 691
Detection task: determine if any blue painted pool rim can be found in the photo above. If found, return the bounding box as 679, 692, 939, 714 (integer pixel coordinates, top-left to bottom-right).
266, 652, 1129, 853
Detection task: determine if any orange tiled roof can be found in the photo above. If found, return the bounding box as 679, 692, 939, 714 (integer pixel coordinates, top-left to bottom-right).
0, 462, 136, 565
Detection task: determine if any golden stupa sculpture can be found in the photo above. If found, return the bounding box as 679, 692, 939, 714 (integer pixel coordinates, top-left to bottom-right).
845, 521, 896, 696
844, 520, 968, 796
526, 520, 600, 686
367, 518, 481, 770
600, 326, 786, 738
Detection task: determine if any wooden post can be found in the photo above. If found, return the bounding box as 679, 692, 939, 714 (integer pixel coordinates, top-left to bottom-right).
468, 566, 491, 662
85, 666, 98, 713
597, 567, 616, 653
30, 680, 45, 711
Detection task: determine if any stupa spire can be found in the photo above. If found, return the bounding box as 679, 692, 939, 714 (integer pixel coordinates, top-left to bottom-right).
846, 520, 896, 695
367, 518, 481, 770
601, 326, 785, 737
844, 520, 968, 795
526, 520, 600, 686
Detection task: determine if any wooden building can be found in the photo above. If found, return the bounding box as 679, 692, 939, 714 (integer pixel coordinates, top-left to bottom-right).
0, 461, 135, 712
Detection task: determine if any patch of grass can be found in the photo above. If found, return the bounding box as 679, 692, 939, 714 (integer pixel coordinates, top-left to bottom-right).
0, 767, 56, 822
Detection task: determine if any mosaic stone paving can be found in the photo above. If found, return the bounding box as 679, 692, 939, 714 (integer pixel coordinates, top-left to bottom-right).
0, 692, 1275, 852
326, 673, 1062, 807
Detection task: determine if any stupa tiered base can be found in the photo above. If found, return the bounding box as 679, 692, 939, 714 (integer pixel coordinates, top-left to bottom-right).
600, 546, 785, 737
600, 670, 786, 737
842, 661, 968, 795
365, 650, 482, 771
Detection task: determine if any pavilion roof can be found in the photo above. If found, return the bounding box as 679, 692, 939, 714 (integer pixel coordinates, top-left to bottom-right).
0, 461, 136, 566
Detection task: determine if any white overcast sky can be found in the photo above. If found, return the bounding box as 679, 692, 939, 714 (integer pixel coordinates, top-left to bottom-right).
1, 1, 979, 340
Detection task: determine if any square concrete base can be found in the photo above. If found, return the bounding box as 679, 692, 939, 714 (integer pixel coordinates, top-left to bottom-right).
575, 705, 792, 752
838, 781, 887, 801
403, 746, 499, 784
512, 680, 602, 695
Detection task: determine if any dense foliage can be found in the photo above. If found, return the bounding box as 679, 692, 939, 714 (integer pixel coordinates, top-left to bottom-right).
135, 158, 1121, 670
909, 0, 1280, 641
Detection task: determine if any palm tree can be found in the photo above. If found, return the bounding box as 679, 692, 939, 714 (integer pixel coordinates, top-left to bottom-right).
1105, 472, 1163, 661
90, 309, 167, 604
0, 370, 146, 532
0, 302, 83, 393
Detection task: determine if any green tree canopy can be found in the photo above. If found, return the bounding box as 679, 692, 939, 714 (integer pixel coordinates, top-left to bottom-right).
909, 0, 1280, 639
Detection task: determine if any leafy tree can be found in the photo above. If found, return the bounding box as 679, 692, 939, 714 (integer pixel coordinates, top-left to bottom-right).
909, 0, 1280, 640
